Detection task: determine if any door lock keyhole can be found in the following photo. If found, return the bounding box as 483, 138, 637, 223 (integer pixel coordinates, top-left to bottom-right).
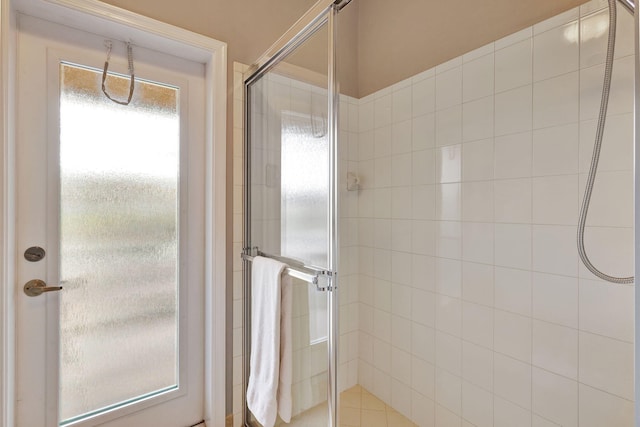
24, 246, 45, 262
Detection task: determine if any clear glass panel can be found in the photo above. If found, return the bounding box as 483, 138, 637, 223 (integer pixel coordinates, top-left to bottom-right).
59, 63, 179, 423
249, 25, 329, 269
248, 22, 330, 426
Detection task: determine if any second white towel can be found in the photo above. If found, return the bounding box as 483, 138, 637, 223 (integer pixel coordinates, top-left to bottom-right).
246, 256, 293, 427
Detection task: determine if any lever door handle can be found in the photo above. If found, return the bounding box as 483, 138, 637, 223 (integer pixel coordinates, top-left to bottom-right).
23, 279, 63, 297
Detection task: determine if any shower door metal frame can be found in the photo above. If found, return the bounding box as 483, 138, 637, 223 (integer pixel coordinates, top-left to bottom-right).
634, 0, 640, 424
242, 1, 347, 426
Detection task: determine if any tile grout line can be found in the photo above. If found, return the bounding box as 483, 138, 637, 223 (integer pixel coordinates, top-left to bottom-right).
491, 35, 497, 427
577, 8, 583, 427
530, 21, 536, 424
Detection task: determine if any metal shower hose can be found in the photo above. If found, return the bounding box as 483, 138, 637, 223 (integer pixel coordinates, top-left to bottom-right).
577, 0, 633, 284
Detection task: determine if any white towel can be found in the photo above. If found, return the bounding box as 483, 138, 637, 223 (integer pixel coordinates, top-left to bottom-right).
278, 269, 292, 423
246, 256, 293, 427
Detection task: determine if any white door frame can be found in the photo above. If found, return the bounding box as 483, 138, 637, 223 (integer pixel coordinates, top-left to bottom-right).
0, 1, 227, 426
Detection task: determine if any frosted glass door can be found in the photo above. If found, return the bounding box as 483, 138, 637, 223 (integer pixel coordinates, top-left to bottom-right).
58, 64, 179, 423
15, 15, 206, 427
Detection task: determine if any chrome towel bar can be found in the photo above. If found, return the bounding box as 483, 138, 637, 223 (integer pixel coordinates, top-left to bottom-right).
241, 249, 333, 291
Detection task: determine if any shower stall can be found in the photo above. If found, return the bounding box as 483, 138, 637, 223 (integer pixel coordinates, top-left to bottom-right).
238, 0, 638, 425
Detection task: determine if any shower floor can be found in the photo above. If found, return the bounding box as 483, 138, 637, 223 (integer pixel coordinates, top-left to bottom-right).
272, 385, 416, 427
339, 385, 417, 427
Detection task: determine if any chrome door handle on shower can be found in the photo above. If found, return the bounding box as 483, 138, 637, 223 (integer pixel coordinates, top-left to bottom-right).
23, 279, 63, 297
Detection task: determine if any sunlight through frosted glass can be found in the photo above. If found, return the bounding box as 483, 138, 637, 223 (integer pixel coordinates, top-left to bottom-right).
59, 63, 179, 423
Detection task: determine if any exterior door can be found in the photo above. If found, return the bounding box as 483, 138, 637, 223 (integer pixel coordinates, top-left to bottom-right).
15, 14, 205, 427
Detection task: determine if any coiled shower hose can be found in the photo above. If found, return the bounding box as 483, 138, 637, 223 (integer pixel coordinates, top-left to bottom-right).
577, 0, 634, 284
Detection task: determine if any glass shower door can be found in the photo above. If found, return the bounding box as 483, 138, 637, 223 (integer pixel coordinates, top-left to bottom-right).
243, 4, 339, 427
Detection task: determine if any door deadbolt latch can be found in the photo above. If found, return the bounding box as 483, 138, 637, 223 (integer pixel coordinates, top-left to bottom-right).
24, 246, 46, 262
23, 279, 62, 297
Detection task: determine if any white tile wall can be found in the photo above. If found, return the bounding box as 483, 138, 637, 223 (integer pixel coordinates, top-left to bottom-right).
354, 1, 635, 425
495, 39, 533, 92
494, 353, 531, 409
234, 1, 635, 426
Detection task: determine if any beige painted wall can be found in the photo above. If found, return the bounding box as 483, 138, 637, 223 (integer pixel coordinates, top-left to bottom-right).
357, 0, 587, 97
101, 0, 319, 67
99, 0, 588, 96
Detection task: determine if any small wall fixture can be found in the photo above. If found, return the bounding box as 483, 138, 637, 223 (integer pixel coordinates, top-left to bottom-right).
346, 172, 360, 191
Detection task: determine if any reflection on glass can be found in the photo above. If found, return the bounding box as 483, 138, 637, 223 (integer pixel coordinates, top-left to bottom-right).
281, 102, 329, 345
281, 107, 328, 267
59, 63, 179, 423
